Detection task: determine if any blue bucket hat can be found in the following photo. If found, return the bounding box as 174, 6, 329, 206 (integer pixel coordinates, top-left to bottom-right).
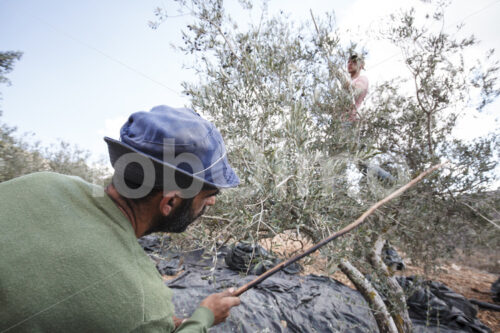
104, 105, 240, 189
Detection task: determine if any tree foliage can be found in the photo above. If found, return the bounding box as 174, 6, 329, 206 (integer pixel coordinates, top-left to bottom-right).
157, 0, 499, 268
362, 3, 500, 265
163, 1, 371, 252
0, 51, 22, 87
155, 3, 500, 328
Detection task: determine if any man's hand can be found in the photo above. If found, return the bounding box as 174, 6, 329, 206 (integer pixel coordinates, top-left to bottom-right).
199, 288, 240, 325
172, 316, 185, 329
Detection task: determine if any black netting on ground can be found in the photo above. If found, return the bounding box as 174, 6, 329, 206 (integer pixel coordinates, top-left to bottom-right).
139, 235, 491, 333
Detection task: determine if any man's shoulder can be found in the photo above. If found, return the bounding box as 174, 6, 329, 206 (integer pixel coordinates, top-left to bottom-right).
2, 171, 81, 186
29, 171, 88, 184
354, 75, 369, 85
1, 171, 100, 194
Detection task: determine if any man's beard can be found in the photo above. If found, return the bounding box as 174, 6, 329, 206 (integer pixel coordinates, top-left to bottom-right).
146, 197, 206, 234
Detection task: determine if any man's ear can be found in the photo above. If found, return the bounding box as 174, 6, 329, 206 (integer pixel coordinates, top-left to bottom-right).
159, 191, 182, 216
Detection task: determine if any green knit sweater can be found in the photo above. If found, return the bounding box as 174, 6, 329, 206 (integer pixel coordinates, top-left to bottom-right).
0, 172, 213, 332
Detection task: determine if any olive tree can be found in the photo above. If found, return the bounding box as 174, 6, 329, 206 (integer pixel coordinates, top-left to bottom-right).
153, 1, 499, 331
361, 3, 500, 266
152, 1, 375, 252
155, 0, 498, 264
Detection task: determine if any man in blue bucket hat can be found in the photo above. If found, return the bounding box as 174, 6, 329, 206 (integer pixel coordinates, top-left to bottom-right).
0, 105, 241, 332
104, 105, 240, 235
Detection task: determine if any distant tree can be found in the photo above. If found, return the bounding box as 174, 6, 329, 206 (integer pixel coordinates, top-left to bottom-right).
0, 50, 26, 180
0, 121, 110, 184
0, 51, 22, 87
0, 50, 110, 184
0, 50, 22, 117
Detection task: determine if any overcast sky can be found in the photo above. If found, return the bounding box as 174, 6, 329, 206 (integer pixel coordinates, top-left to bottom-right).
0, 0, 499, 164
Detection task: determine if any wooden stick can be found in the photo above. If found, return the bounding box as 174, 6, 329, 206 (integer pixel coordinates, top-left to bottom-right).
233, 162, 447, 296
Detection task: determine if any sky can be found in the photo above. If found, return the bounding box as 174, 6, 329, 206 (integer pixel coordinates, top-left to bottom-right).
0, 0, 499, 166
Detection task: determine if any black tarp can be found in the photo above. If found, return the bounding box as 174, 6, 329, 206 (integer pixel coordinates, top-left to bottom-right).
397, 276, 491, 333
139, 235, 491, 333
167, 250, 380, 332
225, 242, 302, 275
382, 243, 405, 271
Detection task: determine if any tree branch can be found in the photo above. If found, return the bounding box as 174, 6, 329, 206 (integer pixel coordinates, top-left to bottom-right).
233, 162, 447, 296
339, 259, 398, 333
460, 202, 500, 230
369, 237, 413, 333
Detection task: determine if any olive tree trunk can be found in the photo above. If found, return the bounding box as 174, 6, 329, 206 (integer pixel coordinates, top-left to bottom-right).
339, 259, 398, 333
368, 237, 413, 333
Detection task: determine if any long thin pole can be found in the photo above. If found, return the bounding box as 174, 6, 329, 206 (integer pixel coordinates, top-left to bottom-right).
233, 162, 447, 296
